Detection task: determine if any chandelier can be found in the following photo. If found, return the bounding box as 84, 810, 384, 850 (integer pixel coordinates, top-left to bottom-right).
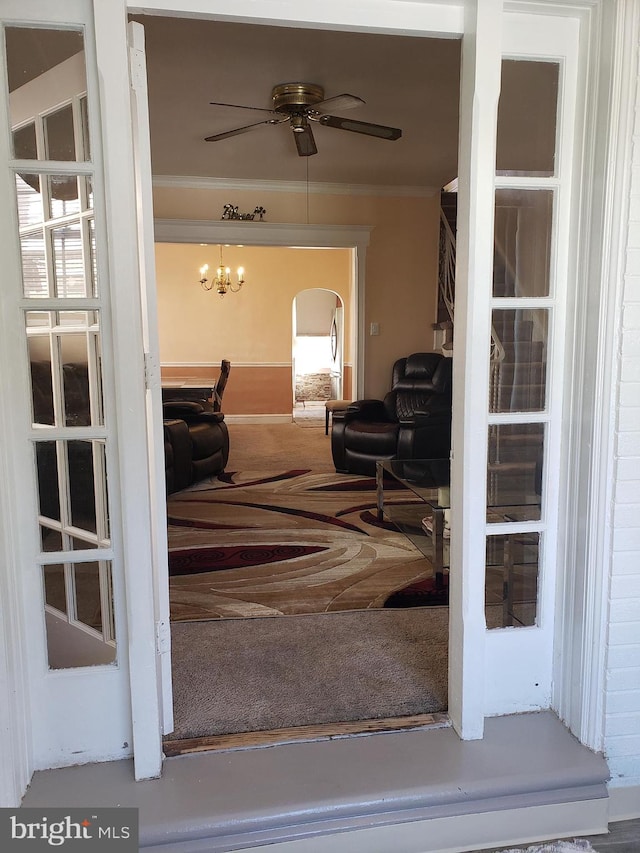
199, 245, 245, 296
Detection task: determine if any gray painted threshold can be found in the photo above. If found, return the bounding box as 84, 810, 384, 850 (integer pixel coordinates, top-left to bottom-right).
21, 712, 610, 852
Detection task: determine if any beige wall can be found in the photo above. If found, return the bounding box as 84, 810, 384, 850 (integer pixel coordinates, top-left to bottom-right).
153, 185, 440, 403
156, 243, 351, 363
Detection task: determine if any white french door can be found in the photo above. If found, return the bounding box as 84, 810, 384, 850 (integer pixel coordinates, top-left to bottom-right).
0, 0, 165, 791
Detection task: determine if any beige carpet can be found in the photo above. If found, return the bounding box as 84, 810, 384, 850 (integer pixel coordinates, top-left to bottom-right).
170, 607, 449, 739
226, 421, 334, 472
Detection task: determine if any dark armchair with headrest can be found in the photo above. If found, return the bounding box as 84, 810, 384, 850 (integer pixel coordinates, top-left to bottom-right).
161, 395, 229, 494
331, 352, 452, 476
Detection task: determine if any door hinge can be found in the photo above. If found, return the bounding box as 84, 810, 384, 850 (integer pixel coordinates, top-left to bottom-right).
128, 46, 146, 93
156, 620, 170, 655
144, 351, 156, 390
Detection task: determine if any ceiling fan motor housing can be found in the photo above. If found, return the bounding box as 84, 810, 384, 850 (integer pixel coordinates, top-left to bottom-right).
271, 82, 325, 114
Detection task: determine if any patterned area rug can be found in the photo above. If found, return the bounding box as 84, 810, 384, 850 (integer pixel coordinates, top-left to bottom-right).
167, 469, 434, 621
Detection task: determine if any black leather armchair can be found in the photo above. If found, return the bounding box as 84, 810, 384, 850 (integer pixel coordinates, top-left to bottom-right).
331, 352, 452, 476
161, 400, 229, 494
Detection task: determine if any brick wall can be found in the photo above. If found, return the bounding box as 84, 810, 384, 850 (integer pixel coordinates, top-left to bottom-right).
604, 43, 640, 786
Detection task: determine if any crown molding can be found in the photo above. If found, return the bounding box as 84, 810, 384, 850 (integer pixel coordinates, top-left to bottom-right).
154, 218, 372, 249
152, 174, 439, 198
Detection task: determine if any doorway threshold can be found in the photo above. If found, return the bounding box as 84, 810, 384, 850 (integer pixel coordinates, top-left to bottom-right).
22, 711, 610, 853
163, 712, 451, 756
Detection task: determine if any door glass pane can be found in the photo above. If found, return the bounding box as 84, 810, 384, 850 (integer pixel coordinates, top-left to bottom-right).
36, 441, 60, 523
43, 561, 116, 670
496, 60, 559, 176
29, 340, 55, 425
80, 96, 91, 160
94, 440, 110, 542
88, 217, 98, 295
490, 308, 548, 413
43, 563, 67, 614
486, 533, 539, 628
41, 528, 63, 552
494, 189, 553, 297
27, 311, 104, 428
44, 104, 76, 161
60, 335, 91, 426
13, 123, 37, 159
15, 173, 43, 227
49, 175, 80, 218
52, 222, 84, 297
20, 232, 47, 297
73, 561, 103, 631
5, 27, 86, 155
68, 440, 96, 534
488, 423, 543, 517
72, 536, 98, 550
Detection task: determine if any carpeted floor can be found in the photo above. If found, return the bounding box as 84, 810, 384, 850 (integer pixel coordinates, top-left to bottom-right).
167, 422, 451, 742
170, 607, 449, 739
167, 468, 436, 620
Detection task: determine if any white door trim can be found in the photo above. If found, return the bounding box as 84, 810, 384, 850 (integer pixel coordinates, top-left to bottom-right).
554, 0, 637, 750
154, 219, 371, 398
93, 0, 163, 779
128, 20, 174, 736
448, 0, 503, 739
127, 0, 464, 38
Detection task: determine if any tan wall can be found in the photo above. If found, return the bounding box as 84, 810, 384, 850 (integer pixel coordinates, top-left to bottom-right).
154, 185, 440, 404
156, 243, 351, 363
157, 243, 352, 414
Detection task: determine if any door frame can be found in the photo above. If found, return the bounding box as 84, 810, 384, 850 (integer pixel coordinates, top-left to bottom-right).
0, 0, 625, 802
133, 0, 625, 752
154, 219, 370, 399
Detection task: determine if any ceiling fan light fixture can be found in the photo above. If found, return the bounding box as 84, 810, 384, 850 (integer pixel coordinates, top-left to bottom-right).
290, 114, 308, 133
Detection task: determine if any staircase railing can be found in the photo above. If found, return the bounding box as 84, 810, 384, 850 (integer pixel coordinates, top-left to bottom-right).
438, 208, 506, 380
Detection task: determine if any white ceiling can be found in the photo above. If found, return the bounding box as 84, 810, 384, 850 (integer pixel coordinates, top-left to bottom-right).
131, 15, 461, 189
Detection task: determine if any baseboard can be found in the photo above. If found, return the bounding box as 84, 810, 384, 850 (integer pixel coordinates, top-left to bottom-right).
142, 797, 610, 853
608, 782, 640, 820
224, 414, 293, 424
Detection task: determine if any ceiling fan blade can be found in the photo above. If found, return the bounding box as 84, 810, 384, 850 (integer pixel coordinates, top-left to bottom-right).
294, 124, 318, 157
204, 118, 284, 142
209, 100, 276, 115
319, 114, 402, 140
313, 93, 365, 113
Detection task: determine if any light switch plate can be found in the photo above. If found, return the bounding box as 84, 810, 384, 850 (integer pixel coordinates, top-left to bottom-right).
370, 322, 379, 336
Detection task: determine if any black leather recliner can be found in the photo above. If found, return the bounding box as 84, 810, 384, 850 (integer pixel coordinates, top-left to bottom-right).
331, 352, 453, 476
162, 401, 229, 494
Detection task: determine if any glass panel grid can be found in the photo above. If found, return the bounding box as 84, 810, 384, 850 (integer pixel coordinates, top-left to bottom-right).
8, 25, 115, 671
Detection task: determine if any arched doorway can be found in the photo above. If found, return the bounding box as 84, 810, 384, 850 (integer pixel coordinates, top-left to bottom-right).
292, 289, 345, 421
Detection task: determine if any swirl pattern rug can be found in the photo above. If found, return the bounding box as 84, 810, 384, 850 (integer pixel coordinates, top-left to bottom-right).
167, 468, 433, 621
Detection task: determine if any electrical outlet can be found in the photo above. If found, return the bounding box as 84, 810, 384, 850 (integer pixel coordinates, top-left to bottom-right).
370, 322, 379, 336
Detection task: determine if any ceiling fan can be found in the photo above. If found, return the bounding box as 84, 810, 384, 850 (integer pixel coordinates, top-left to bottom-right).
204, 82, 402, 157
